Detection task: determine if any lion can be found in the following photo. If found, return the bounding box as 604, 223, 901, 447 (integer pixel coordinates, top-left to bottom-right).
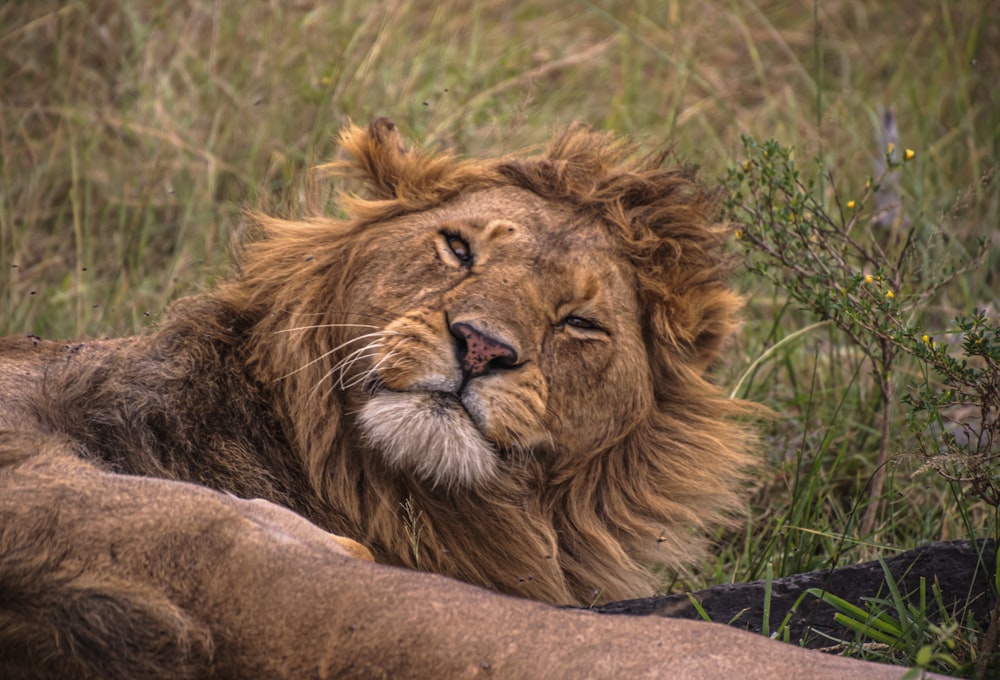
0, 120, 931, 678
3, 118, 754, 604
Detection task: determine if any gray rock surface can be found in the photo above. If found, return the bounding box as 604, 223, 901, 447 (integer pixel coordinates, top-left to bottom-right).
594, 541, 996, 651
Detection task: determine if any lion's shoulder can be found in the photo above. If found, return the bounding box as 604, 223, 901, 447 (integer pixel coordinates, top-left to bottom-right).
0, 335, 141, 431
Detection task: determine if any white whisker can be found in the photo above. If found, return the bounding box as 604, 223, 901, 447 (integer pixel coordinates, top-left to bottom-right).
334, 340, 384, 388
322, 351, 396, 401
307, 366, 340, 398
334, 351, 383, 390
304, 342, 384, 397
342, 350, 398, 390
274, 323, 384, 334
275, 332, 389, 382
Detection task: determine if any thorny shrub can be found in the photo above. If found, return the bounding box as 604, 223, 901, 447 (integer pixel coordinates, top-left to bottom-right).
724, 136, 998, 513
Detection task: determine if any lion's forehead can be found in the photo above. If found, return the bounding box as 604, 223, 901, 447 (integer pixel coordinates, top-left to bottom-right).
436, 186, 563, 225
409, 187, 589, 236
407, 186, 628, 278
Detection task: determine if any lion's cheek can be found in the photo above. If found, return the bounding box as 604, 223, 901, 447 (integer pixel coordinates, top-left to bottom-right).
357, 391, 497, 488
463, 375, 549, 450
545, 361, 650, 450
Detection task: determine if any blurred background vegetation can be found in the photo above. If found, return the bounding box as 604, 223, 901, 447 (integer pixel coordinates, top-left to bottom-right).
1, 0, 997, 671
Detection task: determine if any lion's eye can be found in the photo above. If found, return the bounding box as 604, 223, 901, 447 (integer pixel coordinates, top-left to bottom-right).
443, 233, 474, 267
563, 316, 601, 331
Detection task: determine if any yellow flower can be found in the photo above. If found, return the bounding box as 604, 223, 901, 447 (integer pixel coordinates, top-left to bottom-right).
886, 142, 896, 156
734, 229, 743, 239
743, 161, 752, 172
847, 200, 856, 209
864, 274, 874, 284
904, 148, 916, 161
922, 334, 931, 344
886, 290, 895, 300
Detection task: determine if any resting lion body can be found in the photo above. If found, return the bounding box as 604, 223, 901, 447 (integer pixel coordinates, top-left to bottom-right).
0, 121, 927, 678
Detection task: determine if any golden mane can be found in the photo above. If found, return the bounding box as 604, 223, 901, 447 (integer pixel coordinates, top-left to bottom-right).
196, 119, 754, 603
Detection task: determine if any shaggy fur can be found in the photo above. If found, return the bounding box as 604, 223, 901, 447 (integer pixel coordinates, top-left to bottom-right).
1, 438, 919, 680
1, 119, 754, 606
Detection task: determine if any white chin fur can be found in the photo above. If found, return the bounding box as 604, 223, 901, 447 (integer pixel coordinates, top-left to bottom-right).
358, 391, 497, 488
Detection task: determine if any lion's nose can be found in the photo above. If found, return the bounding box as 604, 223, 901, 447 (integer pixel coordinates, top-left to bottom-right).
450, 322, 519, 379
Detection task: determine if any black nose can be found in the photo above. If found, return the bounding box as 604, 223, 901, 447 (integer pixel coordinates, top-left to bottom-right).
450, 322, 519, 379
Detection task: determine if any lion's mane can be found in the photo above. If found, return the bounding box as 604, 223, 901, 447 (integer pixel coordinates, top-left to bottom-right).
211, 120, 755, 604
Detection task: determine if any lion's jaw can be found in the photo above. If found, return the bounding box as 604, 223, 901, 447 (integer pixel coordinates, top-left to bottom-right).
358, 390, 498, 488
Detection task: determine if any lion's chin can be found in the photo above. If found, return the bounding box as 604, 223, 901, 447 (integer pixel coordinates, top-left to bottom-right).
358, 391, 497, 488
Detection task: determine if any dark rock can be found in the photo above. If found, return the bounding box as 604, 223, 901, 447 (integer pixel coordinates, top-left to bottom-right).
594, 540, 997, 649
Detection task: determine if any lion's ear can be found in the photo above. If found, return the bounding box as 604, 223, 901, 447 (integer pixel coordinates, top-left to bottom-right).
367, 117, 408, 156
335, 118, 416, 200
686, 287, 744, 373
653, 285, 743, 376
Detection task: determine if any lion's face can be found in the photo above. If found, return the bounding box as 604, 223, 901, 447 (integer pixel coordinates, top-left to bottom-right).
340, 186, 650, 488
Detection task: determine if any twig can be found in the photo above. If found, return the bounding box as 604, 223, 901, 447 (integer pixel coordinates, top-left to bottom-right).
861, 360, 893, 536
974, 593, 1000, 680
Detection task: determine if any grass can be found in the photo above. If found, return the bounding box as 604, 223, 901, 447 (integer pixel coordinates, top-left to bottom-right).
2, 0, 998, 674
806, 564, 967, 674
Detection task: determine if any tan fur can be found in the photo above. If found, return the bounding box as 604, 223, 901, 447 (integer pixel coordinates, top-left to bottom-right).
0, 431, 928, 678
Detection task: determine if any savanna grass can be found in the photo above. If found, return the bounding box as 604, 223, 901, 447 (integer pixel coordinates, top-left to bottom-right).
2, 0, 997, 673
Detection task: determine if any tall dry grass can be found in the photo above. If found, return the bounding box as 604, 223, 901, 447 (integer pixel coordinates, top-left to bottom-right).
2, 0, 997, 672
